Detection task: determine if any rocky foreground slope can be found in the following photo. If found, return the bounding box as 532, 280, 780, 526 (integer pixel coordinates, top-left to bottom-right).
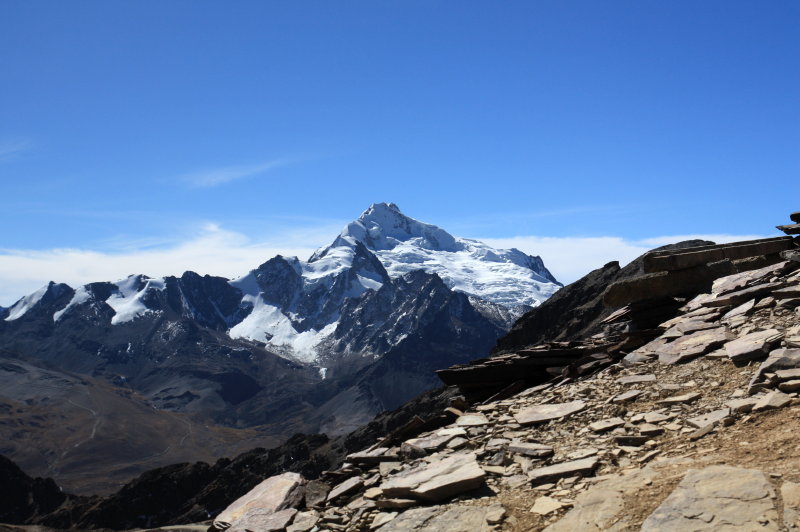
189, 248, 800, 532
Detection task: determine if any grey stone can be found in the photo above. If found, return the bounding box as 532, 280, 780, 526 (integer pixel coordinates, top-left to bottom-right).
528, 457, 599, 485
514, 400, 586, 425
347, 447, 399, 465
725, 329, 783, 363
616, 374, 656, 385
640, 465, 778, 531
644, 412, 671, 423
638, 423, 664, 437
404, 434, 454, 452
379, 462, 403, 477
286, 511, 319, 532
778, 379, 800, 392
327, 476, 364, 502
722, 299, 755, 320
543, 467, 659, 531
588, 417, 626, 433
214, 472, 305, 530
376, 498, 417, 509
775, 367, 800, 382
725, 398, 758, 413
455, 414, 489, 426
228, 508, 297, 532
658, 392, 701, 406
380, 452, 485, 502
782, 481, 800, 528
507, 441, 554, 458
749, 348, 800, 392
530, 496, 567, 515
378, 505, 495, 532
686, 408, 731, 429
612, 389, 644, 403
753, 390, 792, 412
656, 327, 734, 365
707, 281, 785, 307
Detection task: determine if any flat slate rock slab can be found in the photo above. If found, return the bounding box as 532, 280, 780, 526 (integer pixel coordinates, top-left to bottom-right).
214, 472, 304, 530
514, 400, 586, 425
725, 329, 783, 363
656, 327, 734, 365
641, 465, 779, 531
455, 413, 490, 426
378, 505, 499, 532
507, 441, 554, 458
616, 374, 656, 385
686, 408, 731, 429
528, 457, 599, 485
543, 467, 659, 531
380, 452, 485, 502
228, 508, 297, 532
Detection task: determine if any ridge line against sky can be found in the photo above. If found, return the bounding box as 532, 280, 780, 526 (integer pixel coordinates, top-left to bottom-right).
0, 219, 770, 306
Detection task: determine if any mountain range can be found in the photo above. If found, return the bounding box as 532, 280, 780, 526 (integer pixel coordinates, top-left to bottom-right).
0, 203, 560, 493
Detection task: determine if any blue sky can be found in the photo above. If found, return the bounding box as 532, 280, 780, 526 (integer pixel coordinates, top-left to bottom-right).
1, 1, 798, 304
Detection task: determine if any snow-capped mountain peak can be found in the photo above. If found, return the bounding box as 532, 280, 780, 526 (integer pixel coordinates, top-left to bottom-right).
339, 202, 459, 252
310, 203, 561, 309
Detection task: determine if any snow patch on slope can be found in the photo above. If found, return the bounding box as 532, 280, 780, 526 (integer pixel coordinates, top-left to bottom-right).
374, 237, 559, 307
228, 293, 335, 363
53, 286, 92, 322
4, 284, 49, 321
106, 276, 165, 325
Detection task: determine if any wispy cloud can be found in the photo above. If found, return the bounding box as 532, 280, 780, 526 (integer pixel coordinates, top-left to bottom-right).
0, 225, 772, 307
0, 139, 33, 161
181, 159, 292, 188
483, 233, 770, 285
0, 223, 325, 306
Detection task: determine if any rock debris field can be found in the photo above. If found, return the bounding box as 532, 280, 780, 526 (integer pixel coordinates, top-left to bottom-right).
199, 257, 800, 532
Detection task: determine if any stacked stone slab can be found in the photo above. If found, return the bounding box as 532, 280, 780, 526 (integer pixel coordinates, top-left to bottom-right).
777, 210, 800, 235
604, 213, 800, 310
436, 340, 616, 400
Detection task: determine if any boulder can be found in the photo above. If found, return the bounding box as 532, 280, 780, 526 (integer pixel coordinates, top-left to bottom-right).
748, 348, 800, 393
380, 453, 485, 502
656, 327, 734, 365
507, 442, 554, 458
228, 508, 297, 532
616, 374, 656, 385
640, 465, 778, 531
327, 476, 364, 502
213, 472, 304, 530
528, 457, 599, 485
753, 390, 792, 412
514, 400, 586, 426
378, 505, 496, 532
724, 329, 783, 363
686, 408, 731, 429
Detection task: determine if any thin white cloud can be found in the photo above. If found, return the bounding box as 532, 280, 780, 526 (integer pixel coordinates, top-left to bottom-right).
0, 139, 32, 161
181, 160, 292, 188
0, 224, 321, 306
483, 233, 771, 286
0, 227, 773, 307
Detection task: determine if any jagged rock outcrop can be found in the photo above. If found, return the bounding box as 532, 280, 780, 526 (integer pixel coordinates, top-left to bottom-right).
0, 455, 73, 525
494, 240, 713, 353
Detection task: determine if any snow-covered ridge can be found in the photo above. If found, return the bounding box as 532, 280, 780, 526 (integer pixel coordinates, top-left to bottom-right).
106, 275, 166, 325
9, 203, 561, 365
4, 284, 50, 321
317, 202, 561, 307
